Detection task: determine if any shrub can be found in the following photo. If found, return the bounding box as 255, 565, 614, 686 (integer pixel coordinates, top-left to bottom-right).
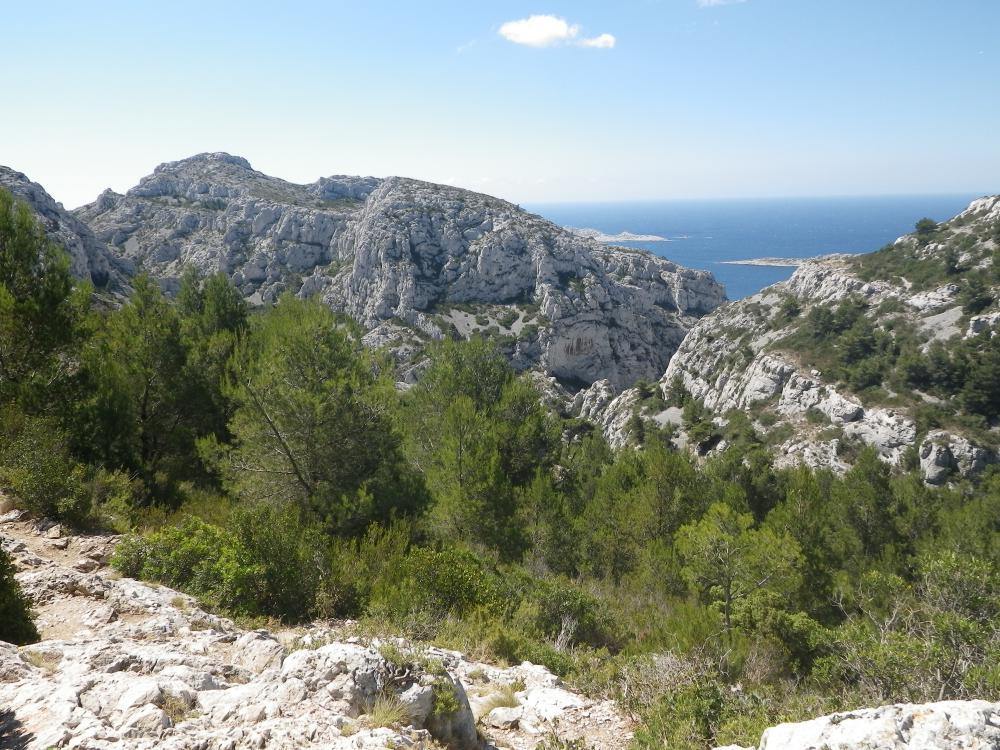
430, 677, 462, 718
0, 408, 133, 527
111, 503, 324, 622
372, 546, 512, 622
514, 576, 613, 649
0, 546, 38, 645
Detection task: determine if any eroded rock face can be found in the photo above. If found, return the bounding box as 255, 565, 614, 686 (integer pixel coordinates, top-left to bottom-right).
0, 509, 632, 750
717, 700, 1000, 750
0, 166, 129, 290
660, 231, 998, 481
75, 153, 725, 389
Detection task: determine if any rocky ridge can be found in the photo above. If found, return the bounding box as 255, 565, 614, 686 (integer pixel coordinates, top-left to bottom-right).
0, 167, 129, 290
0, 506, 631, 750
71, 153, 725, 389
581, 196, 1000, 480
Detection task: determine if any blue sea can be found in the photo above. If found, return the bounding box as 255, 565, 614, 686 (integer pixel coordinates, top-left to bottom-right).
526, 195, 983, 300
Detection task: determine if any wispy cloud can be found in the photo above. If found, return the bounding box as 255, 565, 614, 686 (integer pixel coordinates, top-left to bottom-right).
498, 15, 615, 49
579, 33, 616, 49
697, 0, 747, 6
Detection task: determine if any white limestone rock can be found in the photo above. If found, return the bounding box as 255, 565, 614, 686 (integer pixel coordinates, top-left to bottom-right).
0, 516, 630, 750
966, 311, 1000, 338
727, 700, 1000, 750
76, 153, 725, 389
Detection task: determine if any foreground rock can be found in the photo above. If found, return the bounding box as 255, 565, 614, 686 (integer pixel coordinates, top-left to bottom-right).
717, 699, 1000, 749
0, 510, 631, 749
0, 166, 129, 290
73, 152, 725, 388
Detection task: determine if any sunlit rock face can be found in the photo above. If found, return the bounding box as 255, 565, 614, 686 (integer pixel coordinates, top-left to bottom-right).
76, 152, 725, 389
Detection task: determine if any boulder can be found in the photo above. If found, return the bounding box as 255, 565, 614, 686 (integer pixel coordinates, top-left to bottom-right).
747, 700, 1000, 750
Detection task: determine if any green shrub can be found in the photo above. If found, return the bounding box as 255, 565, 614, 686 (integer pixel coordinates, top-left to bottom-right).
372, 546, 512, 622
430, 677, 462, 717
0, 546, 38, 645
111, 503, 324, 622
319, 522, 411, 618
0, 408, 133, 527
496, 309, 519, 329
514, 576, 614, 649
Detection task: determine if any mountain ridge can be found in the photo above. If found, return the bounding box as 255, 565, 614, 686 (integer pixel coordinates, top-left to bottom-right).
69, 152, 725, 390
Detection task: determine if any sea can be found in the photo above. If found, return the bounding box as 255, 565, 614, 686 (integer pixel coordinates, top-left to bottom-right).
526, 195, 983, 300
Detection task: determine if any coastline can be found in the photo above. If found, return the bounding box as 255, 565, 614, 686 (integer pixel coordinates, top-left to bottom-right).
718, 257, 808, 267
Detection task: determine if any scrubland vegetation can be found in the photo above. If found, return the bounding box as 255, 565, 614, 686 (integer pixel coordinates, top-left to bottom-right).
2, 188, 999, 748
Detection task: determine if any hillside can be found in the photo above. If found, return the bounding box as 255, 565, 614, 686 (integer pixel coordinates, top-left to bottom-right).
2, 178, 1000, 750
0, 167, 130, 291
73, 153, 725, 389
590, 196, 1000, 483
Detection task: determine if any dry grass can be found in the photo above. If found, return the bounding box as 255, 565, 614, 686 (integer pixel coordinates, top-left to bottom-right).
161, 691, 193, 723
366, 692, 414, 729
20, 649, 61, 674
480, 682, 521, 715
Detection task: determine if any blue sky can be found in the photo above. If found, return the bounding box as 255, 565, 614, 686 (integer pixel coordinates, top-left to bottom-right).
2, 0, 998, 207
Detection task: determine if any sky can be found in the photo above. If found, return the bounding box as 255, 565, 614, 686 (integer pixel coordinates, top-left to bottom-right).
2, 0, 998, 208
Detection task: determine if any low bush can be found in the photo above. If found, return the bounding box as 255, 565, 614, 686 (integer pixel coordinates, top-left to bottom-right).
0, 546, 38, 645
0, 408, 134, 527
112, 502, 323, 622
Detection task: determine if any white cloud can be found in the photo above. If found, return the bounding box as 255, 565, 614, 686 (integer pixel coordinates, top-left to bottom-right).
499, 15, 579, 47
697, 0, 747, 6
498, 15, 614, 49
579, 33, 616, 49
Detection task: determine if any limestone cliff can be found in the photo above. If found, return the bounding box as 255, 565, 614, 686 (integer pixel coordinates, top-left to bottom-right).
656, 196, 1000, 482
74, 153, 725, 389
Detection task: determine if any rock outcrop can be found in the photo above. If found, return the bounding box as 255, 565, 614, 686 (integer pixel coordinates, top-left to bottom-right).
654, 195, 1000, 481
0, 508, 632, 750
0, 166, 129, 290
716, 699, 1000, 750
74, 153, 725, 389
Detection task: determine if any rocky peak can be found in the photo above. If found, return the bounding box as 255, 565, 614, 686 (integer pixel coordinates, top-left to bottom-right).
156, 152, 255, 172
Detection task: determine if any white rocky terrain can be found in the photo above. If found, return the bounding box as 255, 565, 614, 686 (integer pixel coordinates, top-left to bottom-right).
582, 196, 1000, 478
0, 506, 631, 750
69, 153, 725, 389
716, 700, 1000, 750
0, 167, 130, 291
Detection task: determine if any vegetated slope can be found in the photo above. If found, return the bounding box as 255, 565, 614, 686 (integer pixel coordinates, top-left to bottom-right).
73, 152, 725, 389
655, 195, 1000, 482
0, 167, 130, 291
